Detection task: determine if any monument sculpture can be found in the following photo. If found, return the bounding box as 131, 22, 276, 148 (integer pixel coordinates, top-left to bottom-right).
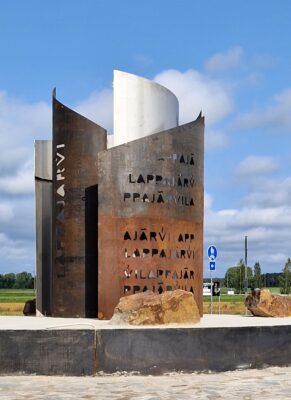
35, 70, 204, 319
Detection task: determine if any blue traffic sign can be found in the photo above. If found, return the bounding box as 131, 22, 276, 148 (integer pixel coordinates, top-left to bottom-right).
209, 261, 216, 271
207, 245, 217, 260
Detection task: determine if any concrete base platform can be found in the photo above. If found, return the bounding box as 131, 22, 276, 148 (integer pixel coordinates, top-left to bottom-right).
1, 315, 291, 375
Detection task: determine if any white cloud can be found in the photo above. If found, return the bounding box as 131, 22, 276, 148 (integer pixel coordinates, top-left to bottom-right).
0, 147, 31, 173
204, 204, 291, 274
245, 177, 291, 207
0, 196, 35, 240
0, 160, 34, 195
76, 69, 233, 133
0, 202, 14, 221
205, 47, 244, 73
0, 91, 50, 198
268, 253, 287, 263
236, 156, 279, 177
0, 232, 34, 272
206, 129, 229, 151
154, 69, 233, 126
204, 170, 291, 275
0, 196, 35, 273
75, 68, 234, 134
0, 92, 51, 272
75, 88, 113, 133
208, 206, 291, 231
204, 192, 213, 211
236, 88, 291, 131
0, 91, 51, 164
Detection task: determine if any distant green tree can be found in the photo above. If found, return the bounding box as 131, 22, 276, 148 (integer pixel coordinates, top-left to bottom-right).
225, 266, 242, 293
0, 272, 35, 289
279, 258, 291, 294
262, 272, 281, 287
225, 259, 253, 293
14, 272, 34, 289
252, 262, 263, 289
1, 273, 16, 288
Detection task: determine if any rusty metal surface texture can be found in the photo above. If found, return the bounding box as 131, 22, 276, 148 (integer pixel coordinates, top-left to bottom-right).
98, 115, 204, 319
52, 93, 107, 317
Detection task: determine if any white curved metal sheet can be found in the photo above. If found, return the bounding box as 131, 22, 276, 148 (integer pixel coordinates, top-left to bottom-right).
113, 70, 179, 146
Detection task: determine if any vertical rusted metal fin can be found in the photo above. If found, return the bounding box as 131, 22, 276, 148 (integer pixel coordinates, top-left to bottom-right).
52, 96, 107, 318
97, 118, 204, 319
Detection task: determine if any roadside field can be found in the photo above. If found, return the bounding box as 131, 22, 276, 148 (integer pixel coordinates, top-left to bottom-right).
0, 303, 23, 316
203, 294, 247, 314
203, 294, 245, 302
0, 289, 283, 316
267, 287, 281, 293
203, 301, 247, 315
0, 289, 35, 303
0, 290, 35, 315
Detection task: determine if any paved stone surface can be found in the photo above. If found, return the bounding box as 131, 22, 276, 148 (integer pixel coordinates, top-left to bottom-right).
1, 314, 291, 330
0, 367, 291, 399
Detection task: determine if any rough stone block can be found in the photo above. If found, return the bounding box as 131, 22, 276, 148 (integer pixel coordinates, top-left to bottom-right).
245, 288, 291, 317
111, 289, 200, 325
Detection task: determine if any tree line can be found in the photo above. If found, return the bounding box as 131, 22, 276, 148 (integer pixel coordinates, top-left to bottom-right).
224, 258, 291, 294
3, 259, 291, 293
0, 272, 34, 289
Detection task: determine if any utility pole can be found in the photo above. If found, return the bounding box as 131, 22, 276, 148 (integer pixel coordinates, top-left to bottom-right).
244, 235, 248, 294
244, 235, 248, 315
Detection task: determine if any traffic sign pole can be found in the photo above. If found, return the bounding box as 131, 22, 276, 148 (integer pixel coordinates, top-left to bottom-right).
209, 261, 215, 315
208, 246, 218, 316
210, 269, 213, 314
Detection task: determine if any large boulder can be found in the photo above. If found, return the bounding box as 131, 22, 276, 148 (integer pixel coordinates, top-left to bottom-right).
111, 290, 200, 325
245, 288, 291, 317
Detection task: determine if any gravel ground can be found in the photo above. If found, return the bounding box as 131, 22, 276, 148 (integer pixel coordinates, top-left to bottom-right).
0, 367, 291, 399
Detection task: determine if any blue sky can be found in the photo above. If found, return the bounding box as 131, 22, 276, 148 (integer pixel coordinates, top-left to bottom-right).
0, 0, 291, 277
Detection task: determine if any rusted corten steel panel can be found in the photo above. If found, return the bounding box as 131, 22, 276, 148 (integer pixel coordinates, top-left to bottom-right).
52, 92, 107, 317
98, 115, 204, 319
